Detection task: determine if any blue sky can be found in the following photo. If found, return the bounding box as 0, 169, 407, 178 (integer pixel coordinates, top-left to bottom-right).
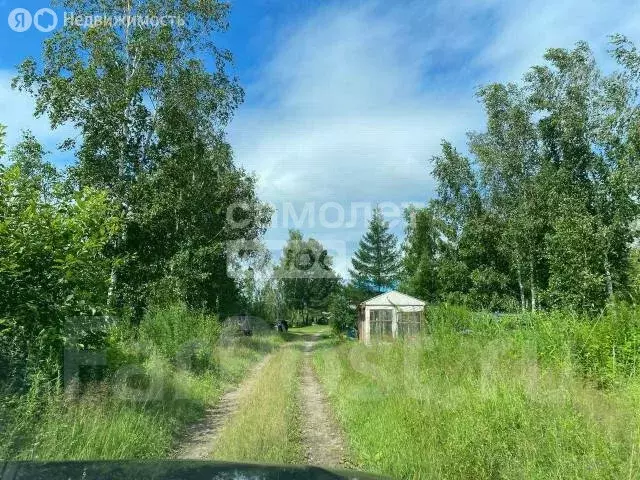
1, 0, 639, 276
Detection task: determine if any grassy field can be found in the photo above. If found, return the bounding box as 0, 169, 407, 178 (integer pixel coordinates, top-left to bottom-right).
313, 307, 640, 479
212, 345, 304, 464
288, 324, 332, 336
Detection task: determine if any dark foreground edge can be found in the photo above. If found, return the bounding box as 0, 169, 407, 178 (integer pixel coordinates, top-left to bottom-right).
0, 460, 391, 480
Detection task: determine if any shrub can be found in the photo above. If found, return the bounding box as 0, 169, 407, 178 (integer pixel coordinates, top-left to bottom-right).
327, 292, 356, 334
139, 304, 221, 373
0, 159, 121, 393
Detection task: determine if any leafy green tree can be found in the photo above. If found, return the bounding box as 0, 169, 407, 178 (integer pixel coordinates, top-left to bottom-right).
457, 206, 513, 311
350, 207, 401, 294
406, 39, 640, 312
401, 206, 439, 300
0, 133, 121, 388
127, 141, 271, 316
526, 41, 638, 309
469, 83, 547, 311
249, 279, 285, 324
13, 0, 269, 317
428, 142, 477, 300
421, 142, 513, 309
276, 230, 340, 325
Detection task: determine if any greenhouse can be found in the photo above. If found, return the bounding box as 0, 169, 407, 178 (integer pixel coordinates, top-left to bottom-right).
357, 290, 425, 343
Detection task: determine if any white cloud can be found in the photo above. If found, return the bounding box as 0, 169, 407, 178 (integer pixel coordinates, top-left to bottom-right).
227, 2, 489, 277
230, 2, 482, 209
228, 0, 640, 277
475, 0, 640, 82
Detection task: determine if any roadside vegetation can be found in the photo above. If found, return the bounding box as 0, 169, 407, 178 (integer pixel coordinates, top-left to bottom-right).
308, 38, 640, 478
0, 0, 276, 463
314, 304, 640, 479
0, 305, 284, 460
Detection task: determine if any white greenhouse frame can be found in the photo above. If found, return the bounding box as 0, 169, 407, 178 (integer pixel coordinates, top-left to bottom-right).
357, 290, 426, 344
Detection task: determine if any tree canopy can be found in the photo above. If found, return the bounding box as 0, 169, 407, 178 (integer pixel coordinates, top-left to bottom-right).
12, 0, 270, 319
275, 230, 340, 324
402, 38, 640, 312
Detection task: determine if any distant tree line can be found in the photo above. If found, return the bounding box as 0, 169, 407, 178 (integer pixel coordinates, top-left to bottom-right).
232, 38, 640, 334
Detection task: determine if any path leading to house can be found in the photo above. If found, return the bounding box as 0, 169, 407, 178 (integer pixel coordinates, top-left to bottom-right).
299, 332, 348, 467
176, 327, 348, 467
175, 354, 272, 460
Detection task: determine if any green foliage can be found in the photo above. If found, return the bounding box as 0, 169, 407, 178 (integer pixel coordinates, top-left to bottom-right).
129, 144, 271, 316
248, 280, 284, 325
12, 0, 270, 319
139, 305, 220, 373
0, 306, 284, 460
0, 136, 121, 390
400, 206, 439, 300
327, 291, 356, 334
426, 303, 640, 387
403, 39, 640, 313
350, 207, 401, 294
0, 0, 281, 464
314, 306, 640, 479
276, 230, 340, 325
536, 306, 640, 387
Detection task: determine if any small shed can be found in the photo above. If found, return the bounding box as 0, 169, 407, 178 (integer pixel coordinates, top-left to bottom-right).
358, 290, 425, 343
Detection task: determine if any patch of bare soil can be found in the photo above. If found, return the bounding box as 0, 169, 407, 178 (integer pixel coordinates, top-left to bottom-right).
300, 334, 348, 467
175, 354, 272, 459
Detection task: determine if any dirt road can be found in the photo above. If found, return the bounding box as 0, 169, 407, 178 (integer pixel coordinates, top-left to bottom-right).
176, 330, 347, 467
299, 333, 347, 467
175, 354, 272, 459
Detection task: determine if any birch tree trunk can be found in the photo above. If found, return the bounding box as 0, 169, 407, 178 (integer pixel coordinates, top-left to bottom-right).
517, 262, 526, 312
604, 253, 614, 299
529, 259, 536, 312
108, 0, 138, 310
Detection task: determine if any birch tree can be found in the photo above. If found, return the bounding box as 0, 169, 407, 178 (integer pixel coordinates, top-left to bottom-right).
13, 1, 268, 316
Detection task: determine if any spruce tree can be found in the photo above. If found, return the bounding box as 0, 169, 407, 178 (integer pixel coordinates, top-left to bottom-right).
350, 207, 401, 293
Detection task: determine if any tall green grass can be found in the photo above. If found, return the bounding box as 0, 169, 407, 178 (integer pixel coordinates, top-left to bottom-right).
0, 305, 284, 460
212, 345, 304, 464
428, 303, 640, 387
313, 304, 640, 479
